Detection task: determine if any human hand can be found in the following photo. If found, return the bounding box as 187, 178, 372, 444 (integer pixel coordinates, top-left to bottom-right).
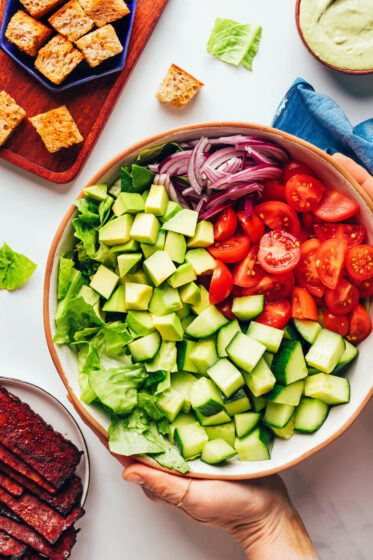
332, 153, 373, 200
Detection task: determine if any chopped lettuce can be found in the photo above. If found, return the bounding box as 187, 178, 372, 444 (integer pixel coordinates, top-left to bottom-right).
73, 218, 97, 259
74, 199, 100, 225
54, 296, 104, 345
207, 18, 262, 69
134, 142, 181, 167
242, 26, 262, 71
57, 255, 75, 300
98, 196, 113, 225
0, 243, 36, 291
77, 344, 100, 403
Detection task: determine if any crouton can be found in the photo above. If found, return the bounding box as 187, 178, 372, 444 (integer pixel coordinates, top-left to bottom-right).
75, 24, 122, 68
35, 34, 84, 84
156, 64, 204, 109
29, 105, 83, 153
78, 0, 129, 28
18, 0, 65, 19
5, 10, 53, 57
0, 91, 26, 147
49, 0, 94, 42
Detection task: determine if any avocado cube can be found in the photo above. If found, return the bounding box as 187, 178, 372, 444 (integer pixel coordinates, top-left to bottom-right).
187, 221, 214, 248
152, 312, 184, 341
179, 282, 201, 305
185, 249, 216, 275
84, 183, 107, 202
130, 213, 160, 244
176, 303, 190, 318
145, 184, 169, 216
149, 284, 183, 316
157, 388, 184, 422
99, 215, 134, 246
141, 230, 166, 259
191, 285, 210, 314
110, 239, 139, 253
162, 209, 198, 237
167, 263, 197, 288
117, 253, 142, 277
102, 285, 126, 313
90, 265, 119, 299
125, 282, 153, 310
164, 231, 187, 264
143, 250, 176, 286
78, 285, 100, 306
121, 270, 152, 286
126, 311, 155, 336
160, 201, 182, 223
113, 192, 145, 216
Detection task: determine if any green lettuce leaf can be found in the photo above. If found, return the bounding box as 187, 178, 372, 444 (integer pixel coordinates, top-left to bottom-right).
57, 255, 74, 300
0, 243, 36, 291
98, 196, 113, 225
86, 322, 132, 358
74, 242, 100, 277
207, 18, 254, 66
77, 343, 101, 403
147, 424, 190, 473
241, 26, 262, 71
73, 218, 97, 259
134, 142, 181, 166
108, 414, 164, 455
74, 199, 100, 225
137, 392, 165, 421
54, 296, 104, 345
121, 167, 132, 192
93, 243, 117, 269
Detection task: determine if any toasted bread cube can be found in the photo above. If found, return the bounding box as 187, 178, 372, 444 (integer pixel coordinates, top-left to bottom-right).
78, 0, 129, 27
5, 11, 53, 57
75, 24, 122, 68
29, 105, 83, 153
0, 91, 26, 146
19, 0, 65, 19
35, 34, 84, 84
156, 64, 204, 109
49, 0, 94, 41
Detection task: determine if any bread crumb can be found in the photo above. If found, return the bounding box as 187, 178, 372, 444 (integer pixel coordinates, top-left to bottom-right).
49, 0, 94, 42
78, 0, 129, 28
75, 24, 122, 68
35, 34, 84, 84
29, 105, 83, 153
156, 64, 204, 109
5, 10, 53, 57
18, 0, 65, 19
0, 91, 26, 146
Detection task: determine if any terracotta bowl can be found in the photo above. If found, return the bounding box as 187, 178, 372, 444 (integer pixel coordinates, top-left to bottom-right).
44, 122, 373, 479
295, 0, 373, 75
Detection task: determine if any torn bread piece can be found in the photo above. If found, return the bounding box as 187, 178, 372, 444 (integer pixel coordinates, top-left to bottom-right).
49, 0, 94, 42
75, 24, 122, 67
5, 10, 52, 57
0, 91, 26, 147
35, 34, 84, 84
78, 0, 129, 28
29, 105, 83, 153
156, 64, 204, 109
18, 0, 65, 19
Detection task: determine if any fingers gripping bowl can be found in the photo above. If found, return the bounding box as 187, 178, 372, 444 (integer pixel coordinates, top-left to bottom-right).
44, 123, 373, 479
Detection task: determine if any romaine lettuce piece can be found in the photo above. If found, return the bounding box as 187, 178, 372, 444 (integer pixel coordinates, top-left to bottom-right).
242, 26, 262, 70
0, 243, 36, 291
207, 18, 254, 66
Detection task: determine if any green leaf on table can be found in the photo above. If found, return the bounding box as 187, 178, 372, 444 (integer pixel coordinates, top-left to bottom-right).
207, 18, 254, 66
241, 26, 262, 71
0, 243, 36, 291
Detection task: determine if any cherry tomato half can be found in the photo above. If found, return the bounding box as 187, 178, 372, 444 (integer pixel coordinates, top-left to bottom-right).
236, 211, 265, 243
291, 286, 318, 321
325, 278, 359, 316
216, 298, 236, 320
209, 260, 233, 305
255, 201, 300, 238
242, 272, 295, 303
258, 230, 301, 274
295, 238, 325, 298
347, 304, 372, 345
314, 223, 365, 248
260, 181, 286, 203
323, 310, 349, 337
283, 160, 314, 183
353, 277, 373, 298
315, 239, 348, 290
313, 186, 359, 222
233, 245, 265, 288
346, 244, 373, 282
285, 174, 325, 212
213, 207, 237, 241
255, 299, 291, 329
208, 235, 251, 264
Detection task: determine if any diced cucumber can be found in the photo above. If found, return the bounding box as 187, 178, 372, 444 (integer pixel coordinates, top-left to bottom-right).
249, 393, 267, 412
266, 380, 304, 406
128, 331, 161, 361
191, 285, 210, 314
177, 340, 199, 373
234, 427, 272, 462
185, 249, 216, 275
174, 422, 208, 459
148, 284, 182, 316
216, 320, 242, 358
169, 413, 196, 444
190, 338, 218, 374
171, 371, 198, 413
181, 316, 194, 330
190, 377, 224, 417
226, 332, 265, 373
207, 358, 244, 398
232, 295, 264, 321
186, 305, 228, 338
176, 303, 191, 319
247, 322, 284, 353
304, 373, 350, 405
272, 339, 308, 385
333, 340, 358, 375
271, 414, 296, 440
205, 422, 236, 447
223, 388, 251, 416
263, 351, 274, 367
305, 329, 345, 374
195, 409, 231, 426
263, 402, 295, 429
243, 357, 276, 397
283, 323, 299, 340
234, 412, 261, 438
146, 341, 177, 373
201, 439, 237, 464
126, 311, 154, 336
157, 388, 184, 422
293, 319, 321, 344
295, 397, 329, 433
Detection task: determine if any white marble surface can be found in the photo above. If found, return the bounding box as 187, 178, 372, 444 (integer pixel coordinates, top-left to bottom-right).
1, 0, 373, 558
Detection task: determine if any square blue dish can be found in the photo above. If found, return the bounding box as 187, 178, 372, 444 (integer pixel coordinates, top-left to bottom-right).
0, 0, 137, 92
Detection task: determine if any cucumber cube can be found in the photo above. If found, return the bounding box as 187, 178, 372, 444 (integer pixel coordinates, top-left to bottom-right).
128, 331, 161, 362
126, 311, 154, 336
176, 303, 191, 319
263, 352, 274, 367
130, 213, 160, 244
125, 282, 153, 310
191, 285, 210, 314
84, 183, 107, 201
263, 402, 295, 429
144, 250, 176, 286
271, 414, 296, 440
170, 414, 196, 444
186, 305, 228, 338
217, 320, 242, 358
226, 332, 266, 373
293, 319, 321, 344
234, 427, 272, 461
152, 312, 184, 341
205, 422, 236, 447
113, 192, 144, 216
102, 285, 126, 313
164, 231, 186, 264
90, 265, 119, 299
333, 340, 358, 374
185, 249, 216, 275
190, 338, 218, 374
149, 284, 182, 316
304, 373, 350, 405
162, 208, 198, 237
99, 215, 134, 246
234, 412, 261, 438
272, 339, 308, 385
195, 409, 231, 426
243, 357, 276, 397
247, 322, 284, 353
249, 393, 267, 412
171, 372, 198, 413
207, 358, 244, 398
145, 341, 177, 374
232, 295, 264, 321
190, 377, 224, 417
160, 201, 182, 223
201, 439, 237, 464
174, 423, 208, 459
295, 397, 329, 433
305, 329, 345, 374
145, 184, 169, 216
187, 221, 214, 248
267, 380, 304, 406
177, 340, 198, 373
141, 230, 166, 259
179, 282, 201, 305
167, 263, 197, 288
157, 388, 184, 422
117, 253, 142, 277
223, 388, 251, 416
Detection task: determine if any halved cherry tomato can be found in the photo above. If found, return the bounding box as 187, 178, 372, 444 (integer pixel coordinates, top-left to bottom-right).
283, 160, 314, 183
216, 298, 236, 320
325, 278, 359, 316
295, 238, 325, 298
346, 244, 373, 282
285, 174, 325, 212
315, 239, 348, 290
301, 212, 315, 235
353, 277, 373, 298
255, 201, 300, 238
232, 285, 242, 296
242, 272, 295, 303
258, 230, 301, 274
208, 235, 251, 264
323, 310, 349, 337
260, 181, 286, 202
313, 186, 359, 222
209, 260, 233, 305
236, 212, 265, 243
233, 245, 265, 288
314, 223, 365, 247
213, 207, 237, 241
291, 286, 318, 321
255, 299, 291, 329
347, 304, 372, 344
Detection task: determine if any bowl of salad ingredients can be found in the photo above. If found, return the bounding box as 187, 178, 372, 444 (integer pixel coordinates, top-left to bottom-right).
44, 123, 373, 479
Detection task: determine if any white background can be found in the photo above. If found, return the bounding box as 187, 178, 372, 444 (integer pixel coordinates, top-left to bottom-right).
1, 0, 373, 558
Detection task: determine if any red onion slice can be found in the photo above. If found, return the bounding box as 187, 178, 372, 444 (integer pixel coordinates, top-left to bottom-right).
187, 137, 208, 194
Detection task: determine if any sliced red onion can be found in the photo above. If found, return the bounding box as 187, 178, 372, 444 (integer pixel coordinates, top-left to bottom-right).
208, 135, 267, 146
205, 183, 263, 209
196, 195, 208, 214
199, 200, 233, 221
159, 151, 192, 176
218, 157, 243, 175
209, 164, 282, 190
200, 147, 245, 173
187, 137, 208, 194
182, 187, 200, 201
238, 143, 288, 163
245, 198, 253, 218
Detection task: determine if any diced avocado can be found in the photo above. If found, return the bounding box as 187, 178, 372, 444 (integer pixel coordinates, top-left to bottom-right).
141, 230, 166, 258
152, 312, 184, 341
185, 249, 216, 275
181, 316, 194, 330
186, 305, 228, 338
169, 414, 196, 444
167, 263, 197, 288
141, 189, 149, 201
125, 282, 153, 310
128, 331, 161, 361
110, 239, 139, 253
207, 358, 245, 398
84, 183, 107, 201
113, 192, 145, 216
143, 250, 176, 286
195, 409, 231, 426
102, 285, 126, 313
305, 329, 345, 374
174, 422, 208, 460
160, 201, 182, 223
190, 377, 224, 417
176, 303, 190, 318
205, 422, 235, 447
126, 311, 154, 336
232, 295, 264, 321
148, 284, 182, 316
234, 427, 272, 461
117, 253, 142, 277
90, 265, 119, 299
234, 412, 261, 438
131, 164, 155, 193
177, 339, 199, 373
190, 337, 218, 374
223, 388, 251, 416
99, 215, 134, 246
187, 221, 214, 248
171, 371, 198, 413
162, 208, 198, 237
179, 282, 201, 305
164, 231, 186, 264
130, 213, 160, 244
201, 439, 237, 464
145, 184, 169, 216
146, 341, 177, 373
226, 332, 266, 373
157, 388, 184, 422
243, 357, 276, 397
121, 270, 151, 286
78, 285, 100, 307
191, 285, 210, 314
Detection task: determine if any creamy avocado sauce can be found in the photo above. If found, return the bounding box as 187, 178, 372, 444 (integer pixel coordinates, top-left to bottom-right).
299, 0, 373, 70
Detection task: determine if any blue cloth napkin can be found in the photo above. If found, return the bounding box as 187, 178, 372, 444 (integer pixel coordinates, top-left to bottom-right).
272, 77, 373, 174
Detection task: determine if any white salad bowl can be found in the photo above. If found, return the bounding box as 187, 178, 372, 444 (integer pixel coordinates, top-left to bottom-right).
44, 122, 373, 479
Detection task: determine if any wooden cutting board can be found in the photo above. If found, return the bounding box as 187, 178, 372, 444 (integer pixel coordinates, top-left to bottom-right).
0, 0, 169, 183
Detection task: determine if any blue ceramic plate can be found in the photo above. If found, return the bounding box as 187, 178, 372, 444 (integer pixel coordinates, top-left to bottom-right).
0, 0, 137, 92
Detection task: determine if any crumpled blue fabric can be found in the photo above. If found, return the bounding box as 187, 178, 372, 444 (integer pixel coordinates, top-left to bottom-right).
272, 77, 373, 174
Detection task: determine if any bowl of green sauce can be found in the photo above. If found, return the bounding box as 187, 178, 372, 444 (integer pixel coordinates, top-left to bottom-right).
296, 0, 373, 74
